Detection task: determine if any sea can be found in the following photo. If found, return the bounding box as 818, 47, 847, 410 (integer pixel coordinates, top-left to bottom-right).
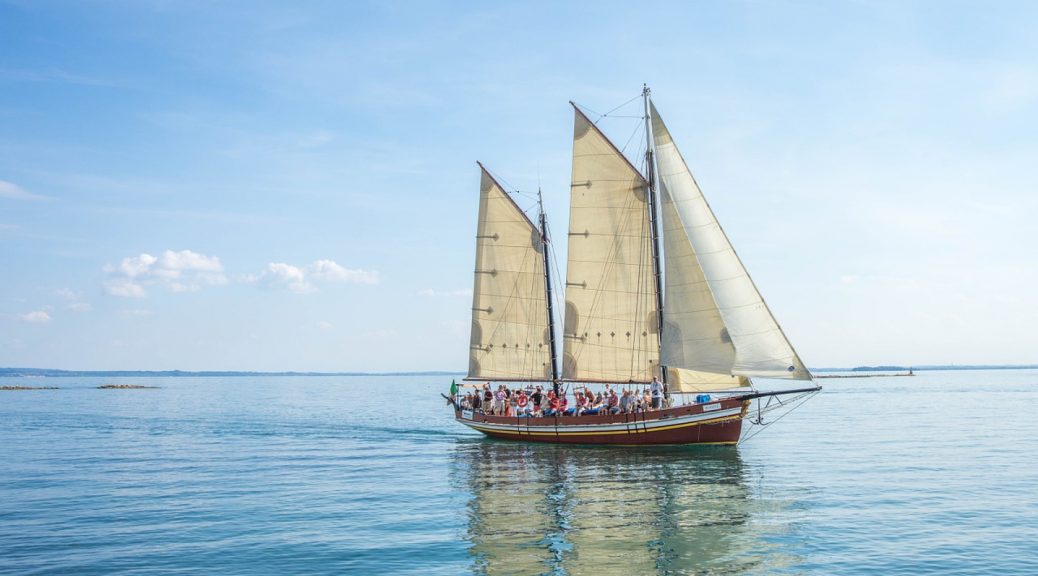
1, 369, 1036, 575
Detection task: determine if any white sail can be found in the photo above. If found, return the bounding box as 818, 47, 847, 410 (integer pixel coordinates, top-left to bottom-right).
562, 107, 659, 383
468, 165, 553, 381
660, 181, 740, 378
651, 103, 810, 380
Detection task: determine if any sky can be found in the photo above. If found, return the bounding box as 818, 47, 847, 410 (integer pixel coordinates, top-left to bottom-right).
1, 0, 1036, 371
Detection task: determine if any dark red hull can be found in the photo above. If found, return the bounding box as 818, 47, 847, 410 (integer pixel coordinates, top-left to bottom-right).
454, 398, 748, 446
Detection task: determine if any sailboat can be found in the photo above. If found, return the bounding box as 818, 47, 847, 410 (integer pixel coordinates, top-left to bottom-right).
449, 87, 820, 445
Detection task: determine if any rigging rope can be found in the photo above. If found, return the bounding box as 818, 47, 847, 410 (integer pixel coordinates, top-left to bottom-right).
596, 93, 643, 121
737, 389, 820, 445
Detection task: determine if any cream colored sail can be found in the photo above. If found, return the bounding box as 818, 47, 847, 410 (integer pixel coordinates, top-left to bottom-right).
468, 165, 553, 381
651, 103, 810, 380
562, 107, 659, 383
660, 181, 745, 390
667, 367, 749, 393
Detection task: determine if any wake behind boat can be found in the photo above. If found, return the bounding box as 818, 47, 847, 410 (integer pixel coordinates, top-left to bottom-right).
447, 87, 820, 445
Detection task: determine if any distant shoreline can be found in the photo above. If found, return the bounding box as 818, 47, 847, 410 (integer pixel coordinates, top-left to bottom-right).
1, 365, 1035, 378
814, 365, 1038, 373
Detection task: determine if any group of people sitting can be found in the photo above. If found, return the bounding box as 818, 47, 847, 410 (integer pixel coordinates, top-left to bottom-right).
456, 379, 667, 418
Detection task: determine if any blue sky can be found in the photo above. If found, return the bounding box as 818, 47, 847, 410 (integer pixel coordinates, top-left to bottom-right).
2, 0, 1036, 371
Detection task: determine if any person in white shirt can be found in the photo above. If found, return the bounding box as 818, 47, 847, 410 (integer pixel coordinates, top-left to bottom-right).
650, 377, 663, 410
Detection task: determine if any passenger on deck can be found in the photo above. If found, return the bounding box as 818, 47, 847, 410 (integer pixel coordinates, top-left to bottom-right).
483, 385, 493, 414
531, 386, 544, 415
642, 389, 651, 411
584, 392, 601, 415
543, 390, 560, 416
491, 385, 503, 415
575, 391, 589, 415
516, 389, 530, 416
650, 377, 663, 410
619, 389, 632, 413
608, 389, 620, 414
560, 393, 572, 416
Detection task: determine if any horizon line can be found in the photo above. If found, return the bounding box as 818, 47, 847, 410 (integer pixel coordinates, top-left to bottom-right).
2, 364, 1037, 377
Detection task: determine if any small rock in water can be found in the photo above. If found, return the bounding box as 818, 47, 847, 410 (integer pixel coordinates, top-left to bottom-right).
97, 384, 159, 389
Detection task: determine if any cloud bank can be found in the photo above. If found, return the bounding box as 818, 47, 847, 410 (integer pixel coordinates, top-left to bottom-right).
105, 249, 228, 298
249, 259, 378, 293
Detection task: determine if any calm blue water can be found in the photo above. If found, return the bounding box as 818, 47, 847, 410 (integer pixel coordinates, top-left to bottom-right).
1, 370, 1036, 575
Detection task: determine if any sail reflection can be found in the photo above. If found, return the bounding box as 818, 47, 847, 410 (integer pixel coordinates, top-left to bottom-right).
452, 438, 795, 575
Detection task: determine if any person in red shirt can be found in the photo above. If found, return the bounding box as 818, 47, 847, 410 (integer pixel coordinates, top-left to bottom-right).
545, 391, 560, 416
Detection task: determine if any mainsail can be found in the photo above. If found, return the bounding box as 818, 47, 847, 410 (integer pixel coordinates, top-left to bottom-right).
651, 103, 811, 380
467, 164, 553, 381
562, 107, 659, 383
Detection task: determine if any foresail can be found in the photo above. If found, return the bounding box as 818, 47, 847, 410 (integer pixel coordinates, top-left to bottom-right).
660, 181, 740, 377
468, 165, 553, 381
562, 107, 659, 383
651, 103, 810, 380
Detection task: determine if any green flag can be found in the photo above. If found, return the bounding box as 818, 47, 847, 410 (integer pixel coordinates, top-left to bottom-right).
450, 379, 458, 396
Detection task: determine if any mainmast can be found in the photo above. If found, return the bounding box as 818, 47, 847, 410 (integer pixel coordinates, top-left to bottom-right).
538, 188, 561, 395
642, 85, 667, 389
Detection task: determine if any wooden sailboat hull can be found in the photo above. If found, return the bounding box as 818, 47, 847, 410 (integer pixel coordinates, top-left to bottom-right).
454, 398, 748, 446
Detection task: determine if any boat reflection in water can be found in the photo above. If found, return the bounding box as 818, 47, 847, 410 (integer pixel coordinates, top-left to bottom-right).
451, 438, 798, 575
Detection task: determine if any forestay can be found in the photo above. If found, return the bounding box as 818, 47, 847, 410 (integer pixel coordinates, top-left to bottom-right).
468, 165, 553, 381
651, 103, 811, 380
562, 107, 659, 383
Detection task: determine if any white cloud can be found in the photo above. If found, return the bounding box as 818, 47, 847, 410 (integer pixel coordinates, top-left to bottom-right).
67, 302, 92, 312
317, 320, 333, 330
0, 180, 46, 201
21, 310, 51, 323
310, 259, 379, 284
104, 249, 228, 297
105, 278, 147, 298
249, 259, 378, 293
263, 262, 314, 293
119, 308, 154, 318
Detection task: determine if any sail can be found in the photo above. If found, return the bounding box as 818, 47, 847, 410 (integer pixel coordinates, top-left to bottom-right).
562, 107, 659, 383
667, 367, 749, 393
468, 165, 553, 381
651, 103, 811, 380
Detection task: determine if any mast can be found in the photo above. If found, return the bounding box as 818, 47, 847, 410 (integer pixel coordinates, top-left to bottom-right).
643, 85, 667, 390
538, 188, 561, 395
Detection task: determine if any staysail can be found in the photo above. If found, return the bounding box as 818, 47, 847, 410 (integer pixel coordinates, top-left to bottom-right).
562, 106, 659, 383
651, 103, 810, 380
468, 164, 553, 381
